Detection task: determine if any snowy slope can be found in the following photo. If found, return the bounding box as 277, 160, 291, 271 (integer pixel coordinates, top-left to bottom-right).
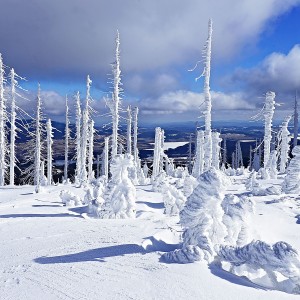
0, 179, 299, 300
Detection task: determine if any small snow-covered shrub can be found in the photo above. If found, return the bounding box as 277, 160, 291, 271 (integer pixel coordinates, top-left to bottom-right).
161, 182, 186, 216
99, 154, 136, 219
222, 194, 254, 246
245, 171, 259, 191
282, 146, 300, 194
60, 190, 82, 207
217, 241, 300, 294
162, 169, 230, 263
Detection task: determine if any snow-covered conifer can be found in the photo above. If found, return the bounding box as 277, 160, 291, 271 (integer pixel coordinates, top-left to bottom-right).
278, 116, 291, 173
88, 119, 95, 180
212, 131, 222, 169
192, 130, 204, 177
0, 54, 7, 186
107, 31, 122, 158
133, 106, 139, 165
99, 154, 136, 219
64, 96, 69, 182
74, 92, 82, 184
153, 127, 163, 178
264, 91, 276, 166
46, 119, 53, 185
162, 169, 230, 263
282, 146, 300, 193
126, 105, 132, 154
162, 182, 186, 215
102, 137, 109, 178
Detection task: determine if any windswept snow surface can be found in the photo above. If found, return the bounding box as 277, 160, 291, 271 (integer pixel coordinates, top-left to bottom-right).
0, 178, 300, 299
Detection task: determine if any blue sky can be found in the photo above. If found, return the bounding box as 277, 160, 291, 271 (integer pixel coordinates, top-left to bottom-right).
0, 0, 300, 125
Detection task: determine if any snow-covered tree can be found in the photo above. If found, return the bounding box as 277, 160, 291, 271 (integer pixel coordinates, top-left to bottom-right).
161, 182, 186, 216
79, 76, 92, 185
278, 116, 291, 173
152, 127, 163, 178
183, 174, 198, 198
162, 169, 230, 263
46, 119, 53, 185
126, 105, 132, 155
99, 154, 136, 219
262, 150, 278, 180
107, 30, 122, 158
88, 119, 95, 180
102, 137, 109, 178
8, 68, 17, 185
64, 96, 69, 182
0, 54, 7, 186
133, 106, 139, 165
282, 146, 300, 194
264, 91, 276, 166
74, 92, 82, 184
293, 92, 298, 148
221, 194, 254, 246
192, 130, 204, 177
212, 131, 222, 169
222, 137, 227, 167
34, 84, 43, 187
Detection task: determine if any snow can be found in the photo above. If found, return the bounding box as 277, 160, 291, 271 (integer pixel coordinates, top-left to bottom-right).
149, 141, 188, 151
1, 173, 300, 299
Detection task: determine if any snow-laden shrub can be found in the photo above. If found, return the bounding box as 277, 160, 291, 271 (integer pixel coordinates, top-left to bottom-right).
222, 194, 254, 246
174, 167, 188, 179
282, 146, 300, 194
162, 169, 230, 263
161, 182, 186, 216
84, 176, 106, 217
152, 171, 167, 192
99, 154, 136, 219
60, 190, 82, 207
225, 167, 235, 176
182, 175, 198, 198
217, 241, 300, 294
236, 167, 245, 176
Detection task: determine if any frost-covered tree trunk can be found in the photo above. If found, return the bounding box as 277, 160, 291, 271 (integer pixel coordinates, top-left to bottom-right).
103, 137, 109, 178
236, 141, 243, 168
264, 91, 276, 167
126, 105, 132, 155
293, 92, 298, 148
133, 106, 139, 165
64, 96, 69, 182
34, 84, 42, 187
108, 31, 122, 158
46, 119, 53, 185
9, 68, 16, 185
88, 120, 95, 180
153, 127, 162, 178
188, 134, 192, 174
203, 19, 213, 171
212, 132, 222, 169
79, 76, 92, 185
222, 137, 227, 167
249, 146, 252, 170
75, 92, 82, 183
192, 130, 204, 177
279, 116, 291, 173
0, 54, 7, 186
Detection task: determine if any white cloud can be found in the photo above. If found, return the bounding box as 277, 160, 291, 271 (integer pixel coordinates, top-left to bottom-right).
139, 90, 254, 114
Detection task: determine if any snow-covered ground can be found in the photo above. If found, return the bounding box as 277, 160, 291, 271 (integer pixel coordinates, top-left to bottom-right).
0, 176, 300, 300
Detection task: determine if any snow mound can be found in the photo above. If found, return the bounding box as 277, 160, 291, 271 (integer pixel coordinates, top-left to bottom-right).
217, 240, 300, 294
60, 190, 82, 207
